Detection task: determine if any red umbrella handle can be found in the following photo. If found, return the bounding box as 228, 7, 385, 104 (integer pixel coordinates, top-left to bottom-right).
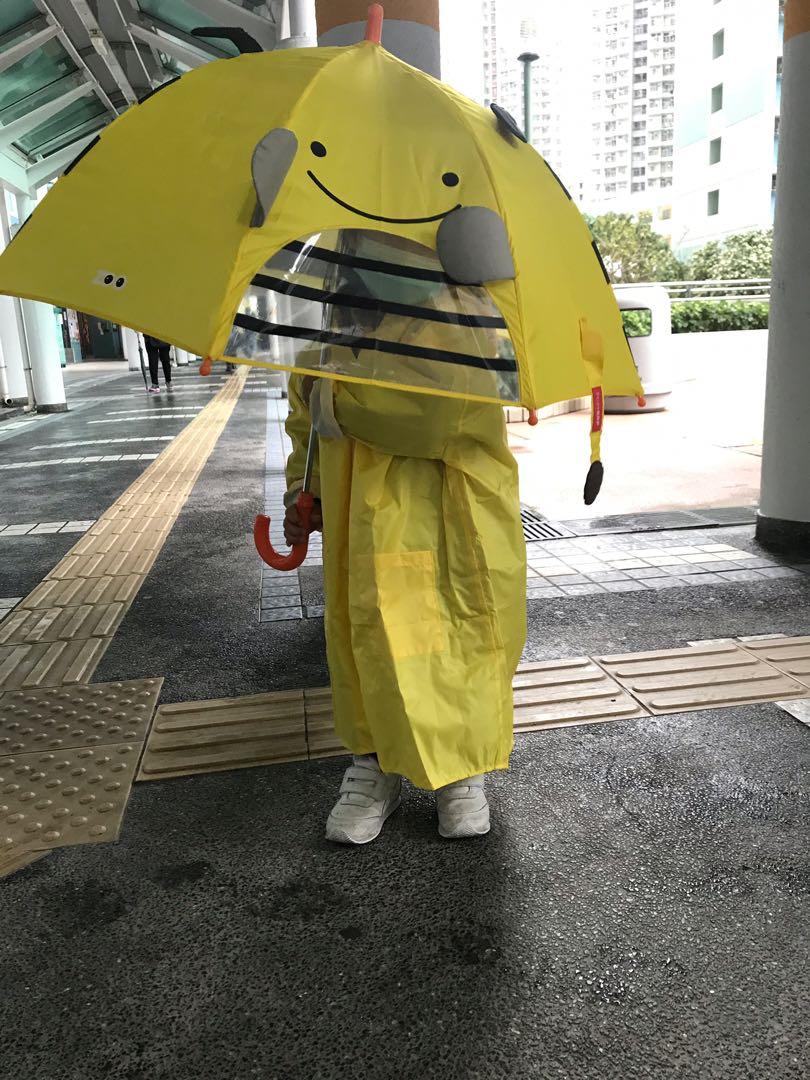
254, 491, 314, 572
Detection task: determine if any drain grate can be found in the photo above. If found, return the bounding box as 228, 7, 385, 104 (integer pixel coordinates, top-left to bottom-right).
520, 507, 574, 543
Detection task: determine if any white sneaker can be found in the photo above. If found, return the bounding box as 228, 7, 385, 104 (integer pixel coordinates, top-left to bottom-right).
325, 755, 401, 845
436, 775, 490, 839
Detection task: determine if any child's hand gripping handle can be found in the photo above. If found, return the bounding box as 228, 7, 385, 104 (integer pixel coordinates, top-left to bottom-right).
254, 490, 314, 572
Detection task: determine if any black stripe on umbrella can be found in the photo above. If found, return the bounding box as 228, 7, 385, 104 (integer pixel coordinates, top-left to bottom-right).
232, 314, 518, 373
250, 273, 508, 330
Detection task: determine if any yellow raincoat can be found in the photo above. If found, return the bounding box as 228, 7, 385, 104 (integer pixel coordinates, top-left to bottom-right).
286, 373, 526, 791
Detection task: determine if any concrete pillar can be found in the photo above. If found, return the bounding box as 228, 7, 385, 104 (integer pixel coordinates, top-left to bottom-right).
0, 188, 32, 406
757, 0, 810, 552
315, 0, 440, 77
0, 296, 28, 405
276, 0, 316, 48
15, 193, 67, 412
174, 348, 190, 367
121, 327, 142, 372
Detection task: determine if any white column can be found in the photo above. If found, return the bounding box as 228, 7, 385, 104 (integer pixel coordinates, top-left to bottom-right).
0, 296, 29, 404
174, 347, 189, 366
15, 193, 67, 412
121, 326, 142, 372
0, 187, 32, 405
757, 0, 810, 551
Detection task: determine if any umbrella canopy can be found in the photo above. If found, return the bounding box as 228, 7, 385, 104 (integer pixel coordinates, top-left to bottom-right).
0, 13, 641, 418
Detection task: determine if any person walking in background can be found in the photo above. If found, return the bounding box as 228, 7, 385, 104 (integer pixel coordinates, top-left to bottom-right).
144, 334, 173, 394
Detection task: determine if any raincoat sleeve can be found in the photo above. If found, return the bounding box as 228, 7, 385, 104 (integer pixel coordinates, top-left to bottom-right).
284, 374, 320, 508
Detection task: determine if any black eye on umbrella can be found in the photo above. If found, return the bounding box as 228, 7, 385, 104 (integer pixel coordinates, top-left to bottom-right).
442, 172, 459, 187
311, 141, 327, 157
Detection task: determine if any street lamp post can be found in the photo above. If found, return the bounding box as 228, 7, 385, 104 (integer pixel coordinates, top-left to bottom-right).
518, 51, 539, 143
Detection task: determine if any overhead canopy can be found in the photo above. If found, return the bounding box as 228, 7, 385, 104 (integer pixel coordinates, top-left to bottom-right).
0, 0, 282, 195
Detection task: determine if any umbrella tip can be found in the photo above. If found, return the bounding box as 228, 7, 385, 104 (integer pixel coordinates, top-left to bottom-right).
365, 3, 384, 44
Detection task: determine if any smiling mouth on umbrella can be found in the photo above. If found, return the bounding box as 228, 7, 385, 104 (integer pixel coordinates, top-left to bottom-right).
307, 171, 461, 225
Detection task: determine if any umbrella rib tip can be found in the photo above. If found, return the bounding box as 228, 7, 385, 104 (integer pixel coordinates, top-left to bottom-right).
365, 3, 384, 44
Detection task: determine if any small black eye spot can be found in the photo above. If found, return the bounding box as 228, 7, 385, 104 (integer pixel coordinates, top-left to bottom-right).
442, 172, 459, 187
115, 277, 126, 288
311, 141, 327, 158
103, 274, 114, 285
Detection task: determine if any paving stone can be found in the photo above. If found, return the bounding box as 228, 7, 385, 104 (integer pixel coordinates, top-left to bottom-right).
644, 576, 689, 590
602, 580, 652, 593
757, 567, 806, 581
559, 584, 606, 597
551, 574, 590, 586
526, 587, 563, 599
678, 572, 725, 586
717, 569, 767, 583
586, 570, 630, 582
259, 608, 303, 622
626, 567, 671, 580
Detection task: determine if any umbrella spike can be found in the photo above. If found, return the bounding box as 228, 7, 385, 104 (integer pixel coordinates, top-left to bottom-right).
365, 4, 384, 44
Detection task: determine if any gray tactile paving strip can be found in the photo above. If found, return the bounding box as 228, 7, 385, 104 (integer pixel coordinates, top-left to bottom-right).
595, 642, 809, 715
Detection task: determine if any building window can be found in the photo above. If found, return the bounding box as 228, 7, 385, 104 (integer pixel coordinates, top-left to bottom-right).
709, 137, 722, 164
711, 83, 724, 112
712, 29, 725, 58
707, 189, 720, 215
659, 206, 672, 220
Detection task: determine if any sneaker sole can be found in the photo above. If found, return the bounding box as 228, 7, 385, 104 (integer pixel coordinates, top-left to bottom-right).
325, 795, 401, 846
438, 807, 491, 840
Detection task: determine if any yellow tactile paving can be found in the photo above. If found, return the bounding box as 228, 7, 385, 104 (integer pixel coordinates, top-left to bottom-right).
1, 370, 247, 692
0, 603, 126, 645
303, 687, 343, 758
595, 642, 808, 715
736, 636, 810, 688
136, 690, 308, 781
0, 679, 162, 756
0, 678, 162, 877
0, 847, 45, 879
1, 742, 142, 858
513, 658, 648, 731
0, 638, 109, 690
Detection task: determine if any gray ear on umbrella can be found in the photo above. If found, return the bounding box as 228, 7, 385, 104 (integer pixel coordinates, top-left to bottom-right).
250, 129, 299, 227
436, 206, 516, 285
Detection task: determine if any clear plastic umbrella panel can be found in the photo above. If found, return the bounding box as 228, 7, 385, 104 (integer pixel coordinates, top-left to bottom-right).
225, 229, 521, 407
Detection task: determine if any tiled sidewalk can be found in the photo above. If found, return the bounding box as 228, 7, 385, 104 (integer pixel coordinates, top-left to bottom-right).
526, 535, 809, 598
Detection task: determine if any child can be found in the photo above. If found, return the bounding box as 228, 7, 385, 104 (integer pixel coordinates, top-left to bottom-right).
283, 363, 526, 843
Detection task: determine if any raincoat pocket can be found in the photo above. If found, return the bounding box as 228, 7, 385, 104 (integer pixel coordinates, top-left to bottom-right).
351, 551, 446, 659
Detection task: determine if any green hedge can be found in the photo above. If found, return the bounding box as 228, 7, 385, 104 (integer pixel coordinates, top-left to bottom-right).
670, 300, 769, 334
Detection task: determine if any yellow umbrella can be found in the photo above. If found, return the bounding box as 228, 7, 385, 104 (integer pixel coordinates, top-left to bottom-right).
0, 3, 643, 501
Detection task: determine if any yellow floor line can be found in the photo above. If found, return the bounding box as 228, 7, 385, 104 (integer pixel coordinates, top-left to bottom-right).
0, 370, 248, 691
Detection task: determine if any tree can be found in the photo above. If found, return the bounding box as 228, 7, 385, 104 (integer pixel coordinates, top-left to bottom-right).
585, 211, 686, 283
688, 229, 773, 280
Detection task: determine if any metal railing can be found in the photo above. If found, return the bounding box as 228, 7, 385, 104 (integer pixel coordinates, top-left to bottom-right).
649, 279, 771, 304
